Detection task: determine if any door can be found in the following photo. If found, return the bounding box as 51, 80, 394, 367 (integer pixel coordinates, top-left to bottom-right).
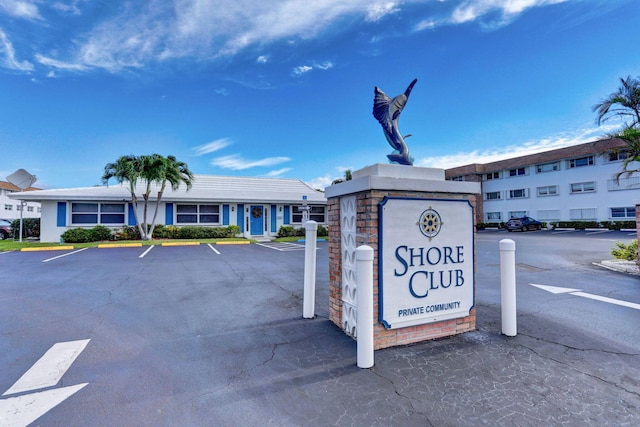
250, 205, 264, 235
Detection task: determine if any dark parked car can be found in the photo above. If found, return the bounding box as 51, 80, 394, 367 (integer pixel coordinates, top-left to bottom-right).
506, 216, 542, 232
0, 219, 11, 240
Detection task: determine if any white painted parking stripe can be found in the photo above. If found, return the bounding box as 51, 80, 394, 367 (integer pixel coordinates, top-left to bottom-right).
42, 248, 88, 263
3, 339, 90, 396
139, 245, 155, 258
256, 242, 306, 251
530, 284, 640, 311
207, 244, 220, 254
0, 383, 88, 427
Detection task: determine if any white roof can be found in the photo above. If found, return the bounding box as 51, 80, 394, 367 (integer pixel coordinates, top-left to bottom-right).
9, 174, 327, 205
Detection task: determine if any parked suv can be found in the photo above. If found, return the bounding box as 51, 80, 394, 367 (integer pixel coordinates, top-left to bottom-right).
0, 219, 11, 240
506, 216, 542, 232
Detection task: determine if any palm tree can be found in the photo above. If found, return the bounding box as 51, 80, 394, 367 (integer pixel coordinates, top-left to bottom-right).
613, 127, 640, 183
147, 155, 194, 238
103, 154, 194, 240
102, 155, 145, 238
593, 75, 640, 128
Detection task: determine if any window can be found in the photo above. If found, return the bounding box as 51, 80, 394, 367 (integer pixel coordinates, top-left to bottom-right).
4, 204, 11, 211
71, 203, 125, 224
485, 191, 501, 200
291, 205, 326, 223
486, 212, 502, 221
508, 167, 526, 177
508, 211, 527, 219
484, 172, 500, 181
608, 176, 640, 191
607, 150, 630, 162
570, 208, 597, 220
536, 161, 560, 173
176, 204, 220, 224
567, 156, 594, 168
537, 210, 560, 221
27, 206, 34, 212
570, 181, 595, 193
610, 207, 635, 218
16, 204, 21, 211
508, 188, 528, 199
451, 176, 464, 181
537, 185, 558, 196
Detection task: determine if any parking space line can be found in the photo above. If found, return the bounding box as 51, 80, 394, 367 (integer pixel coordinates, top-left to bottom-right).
42, 248, 89, 263
139, 245, 155, 258
256, 242, 306, 251
207, 244, 221, 254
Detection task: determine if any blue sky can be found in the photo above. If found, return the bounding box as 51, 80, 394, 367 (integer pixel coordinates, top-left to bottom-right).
1, 0, 638, 190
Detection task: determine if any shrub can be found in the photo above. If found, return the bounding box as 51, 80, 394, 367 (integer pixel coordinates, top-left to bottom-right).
90, 225, 113, 241
10, 218, 40, 239
317, 225, 328, 236
278, 225, 297, 237
61, 228, 93, 243
611, 239, 638, 261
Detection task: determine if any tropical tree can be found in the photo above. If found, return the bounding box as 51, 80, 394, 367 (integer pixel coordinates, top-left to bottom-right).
147, 155, 194, 238
102, 154, 194, 240
612, 127, 640, 182
593, 75, 640, 128
332, 169, 353, 185
102, 155, 146, 238
594, 75, 640, 181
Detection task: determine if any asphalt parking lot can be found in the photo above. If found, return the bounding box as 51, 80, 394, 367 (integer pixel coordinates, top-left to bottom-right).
1, 235, 639, 426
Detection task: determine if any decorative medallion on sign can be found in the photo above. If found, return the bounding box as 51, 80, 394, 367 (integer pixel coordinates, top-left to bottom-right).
417, 207, 442, 240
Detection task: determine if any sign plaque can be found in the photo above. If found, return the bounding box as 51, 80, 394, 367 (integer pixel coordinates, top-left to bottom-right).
379, 197, 474, 329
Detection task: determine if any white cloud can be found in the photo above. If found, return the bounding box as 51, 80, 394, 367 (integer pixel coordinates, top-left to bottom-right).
292, 65, 313, 76
193, 138, 232, 156
265, 167, 292, 177
366, 2, 400, 22
34, 53, 88, 71
211, 154, 291, 170
292, 61, 333, 76
450, 0, 568, 26
415, 125, 616, 169
305, 173, 335, 191
0, 0, 41, 20
0, 29, 33, 70
4, 0, 573, 75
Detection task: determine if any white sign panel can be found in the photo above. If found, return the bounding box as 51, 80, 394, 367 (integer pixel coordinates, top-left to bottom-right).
379, 197, 474, 329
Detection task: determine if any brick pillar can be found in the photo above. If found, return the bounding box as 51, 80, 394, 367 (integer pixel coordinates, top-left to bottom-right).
326, 164, 481, 350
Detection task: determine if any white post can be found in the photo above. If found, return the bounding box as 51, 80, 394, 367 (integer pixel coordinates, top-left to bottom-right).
499, 239, 517, 336
356, 245, 374, 368
303, 220, 318, 319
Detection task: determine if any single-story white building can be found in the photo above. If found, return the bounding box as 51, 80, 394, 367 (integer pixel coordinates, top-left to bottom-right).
9, 175, 327, 242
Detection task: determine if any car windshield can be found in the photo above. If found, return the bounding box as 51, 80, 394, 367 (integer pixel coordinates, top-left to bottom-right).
0, 220, 11, 226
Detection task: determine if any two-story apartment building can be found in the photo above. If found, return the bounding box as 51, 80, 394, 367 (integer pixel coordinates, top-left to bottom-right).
0, 181, 41, 220
445, 138, 639, 225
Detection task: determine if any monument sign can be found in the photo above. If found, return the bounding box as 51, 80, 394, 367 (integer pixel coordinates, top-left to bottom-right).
379, 197, 474, 329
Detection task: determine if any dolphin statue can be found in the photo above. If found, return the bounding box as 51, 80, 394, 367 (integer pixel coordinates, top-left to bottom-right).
373, 78, 417, 166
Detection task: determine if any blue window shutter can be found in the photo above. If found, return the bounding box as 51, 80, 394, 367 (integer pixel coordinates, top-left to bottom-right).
237, 204, 244, 229
128, 204, 137, 226
165, 203, 173, 225
270, 205, 277, 232
223, 204, 230, 225
283, 206, 290, 224
56, 202, 66, 227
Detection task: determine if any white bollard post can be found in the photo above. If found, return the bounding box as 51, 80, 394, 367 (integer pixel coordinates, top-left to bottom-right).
303, 220, 318, 319
356, 245, 374, 368
499, 239, 517, 336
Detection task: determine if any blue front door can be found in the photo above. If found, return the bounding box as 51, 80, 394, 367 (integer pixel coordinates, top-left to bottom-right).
250, 205, 264, 235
